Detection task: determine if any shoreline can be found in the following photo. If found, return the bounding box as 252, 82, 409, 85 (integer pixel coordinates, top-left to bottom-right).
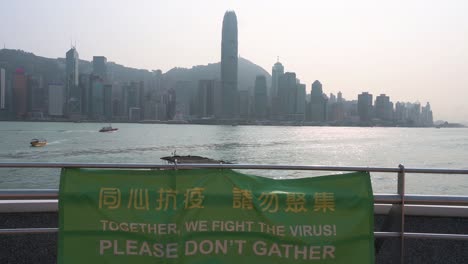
0, 119, 464, 128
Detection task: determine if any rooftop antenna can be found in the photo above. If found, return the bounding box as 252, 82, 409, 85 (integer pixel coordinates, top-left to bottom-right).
277, 56, 279, 62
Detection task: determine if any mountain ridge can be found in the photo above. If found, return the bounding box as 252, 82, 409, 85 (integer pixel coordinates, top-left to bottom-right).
0, 49, 271, 90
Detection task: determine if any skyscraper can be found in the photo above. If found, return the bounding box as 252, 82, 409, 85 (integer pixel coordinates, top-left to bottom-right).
13, 68, 28, 119
358, 92, 373, 122
93, 56, 108, 81
48, 84, 65, 116
198, 80, 217, 118
308, 80, 327, 122
271, 61, 284, 99
254, 75, 268, 119
277, 72, 297, 120
375, 94, 393, 121
66, 47, 80, 116
0, 67, 5, 110
295, 83, 306, 121
270, 60, 284, 118
221, 11, 238, 118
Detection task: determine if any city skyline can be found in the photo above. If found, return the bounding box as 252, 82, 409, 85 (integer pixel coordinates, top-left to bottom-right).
1, 1, 467, 121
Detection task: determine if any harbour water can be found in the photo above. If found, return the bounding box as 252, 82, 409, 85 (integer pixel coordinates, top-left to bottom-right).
0, 121, 467, 194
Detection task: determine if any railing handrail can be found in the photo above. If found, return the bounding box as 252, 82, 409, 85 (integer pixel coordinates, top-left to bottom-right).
2, 190, 468, 206
1, 162, 468, 174
2, 162, 468, 264
1, 228, 468, 241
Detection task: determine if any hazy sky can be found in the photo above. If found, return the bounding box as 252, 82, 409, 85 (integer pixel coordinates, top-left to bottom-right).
2, 0, 468, 122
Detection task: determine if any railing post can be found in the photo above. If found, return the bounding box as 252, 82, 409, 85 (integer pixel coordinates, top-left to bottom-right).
398, 164, 406, 264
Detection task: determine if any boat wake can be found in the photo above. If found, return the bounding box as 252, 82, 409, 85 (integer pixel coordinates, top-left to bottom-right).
47, 139, 68, 145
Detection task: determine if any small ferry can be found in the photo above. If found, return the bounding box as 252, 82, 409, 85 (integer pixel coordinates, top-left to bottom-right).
30, 139, 47, 147
99, 126, 118, 132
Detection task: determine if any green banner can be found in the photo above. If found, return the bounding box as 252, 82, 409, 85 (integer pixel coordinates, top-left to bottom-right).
58, 169, 374, 263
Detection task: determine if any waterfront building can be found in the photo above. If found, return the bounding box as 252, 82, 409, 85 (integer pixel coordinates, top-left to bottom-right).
0, 67, 6, 110
156, 96, 167, 121
174, 81, 194, 120
141, 71, 163, 121
254, 75, 268, 119
92, 56, 107, 81
327, 93, 346, 123
13, 68, 28, 119
271, 60, 284, 99
344, 100, 359, 123
277, 72, 296, 120
357, 92, 373, 122
375, 94, 393, 121
197, 80, 217, 118
270, 60, 284, 118
65, 47, 80, 116
28, 75, 45, 115
129, 107, 141, 122
337, 91, 343, 102
48, 84, 65, 116
238, 90, 250, 119
328, 101, 345, 122
89, 75, 104, 120
329, 93, 336, 104
104, 84, 112, 121
79, 74, 90, 117
166, 88, 176, 120
295, 83, 306, 121
220, 11, 238, 118
309, 80, 327, 122
395, 102, 407, 122
124, 82, 142, 120
407, 102, 421, 126
0, 63, 14, 119
111, 83, 124, 119
421, 102, 434, 126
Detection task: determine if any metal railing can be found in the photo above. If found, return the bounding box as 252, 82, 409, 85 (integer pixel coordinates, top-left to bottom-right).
1, 162, 468, 264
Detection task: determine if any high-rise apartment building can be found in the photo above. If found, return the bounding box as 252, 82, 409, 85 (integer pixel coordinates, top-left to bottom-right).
421, 102, 433, 126
375, 94, 393, 121
358, 92, 373, 122
254, 75, 268, 119
309, 80, 327, 122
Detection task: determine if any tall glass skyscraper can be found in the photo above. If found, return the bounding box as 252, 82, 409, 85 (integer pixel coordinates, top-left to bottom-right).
66, 47, 80, 115
221, 11, 238, 118
271, 61, 284, 99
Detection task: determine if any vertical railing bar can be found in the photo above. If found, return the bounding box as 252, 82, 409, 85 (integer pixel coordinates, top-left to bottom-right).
398, 164, 406, 264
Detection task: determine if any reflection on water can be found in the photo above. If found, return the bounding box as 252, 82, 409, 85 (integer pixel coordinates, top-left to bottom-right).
0, 121, 467, 195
